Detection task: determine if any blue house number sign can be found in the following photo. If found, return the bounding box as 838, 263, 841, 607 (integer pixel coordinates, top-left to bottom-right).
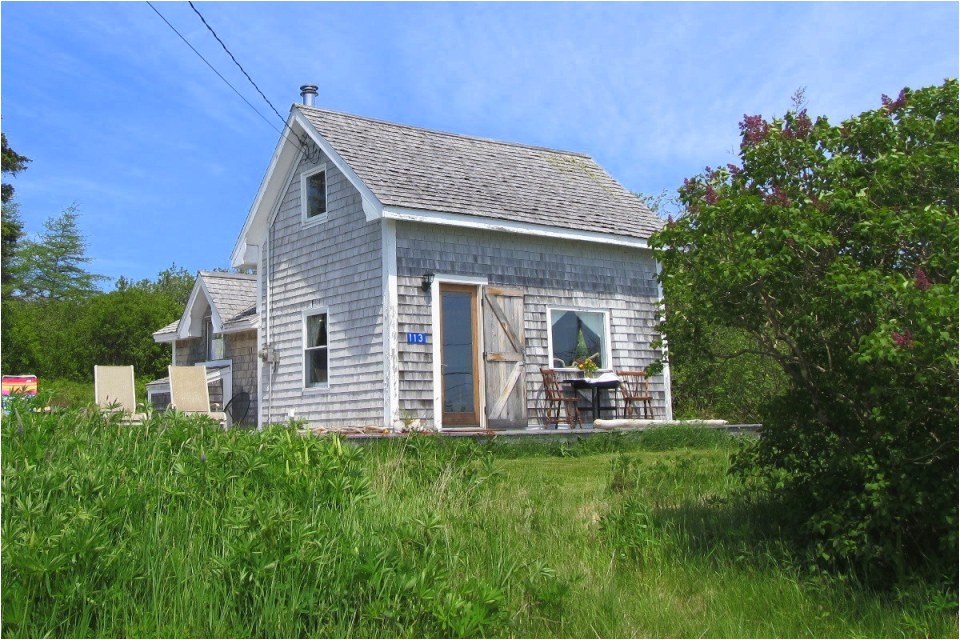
406, 332, 428, 344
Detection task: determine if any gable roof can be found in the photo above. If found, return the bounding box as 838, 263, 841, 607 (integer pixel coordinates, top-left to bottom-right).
200, 271, 257, 327
232, 105, 663, 267
296, 106, 662, 240
152, 271, 257, 343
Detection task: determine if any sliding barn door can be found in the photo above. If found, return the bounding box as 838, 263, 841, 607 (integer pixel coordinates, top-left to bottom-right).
483, 287, 527, 429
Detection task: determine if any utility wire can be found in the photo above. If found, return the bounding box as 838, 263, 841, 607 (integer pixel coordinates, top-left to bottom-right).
147, 1, 315, 160
146, 1, 280, 134
187, 1, 287, 126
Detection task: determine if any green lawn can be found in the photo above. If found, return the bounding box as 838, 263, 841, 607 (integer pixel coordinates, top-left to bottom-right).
2, 407, 956, 638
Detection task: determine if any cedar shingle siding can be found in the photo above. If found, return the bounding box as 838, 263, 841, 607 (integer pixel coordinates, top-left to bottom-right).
259, 152, 384, 427
395, 222, 665, 428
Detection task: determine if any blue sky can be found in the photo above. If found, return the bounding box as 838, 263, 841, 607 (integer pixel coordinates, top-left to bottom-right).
2, 1, 957, 285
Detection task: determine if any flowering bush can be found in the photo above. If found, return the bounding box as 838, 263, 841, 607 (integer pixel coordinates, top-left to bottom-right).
652, 79, 958, 585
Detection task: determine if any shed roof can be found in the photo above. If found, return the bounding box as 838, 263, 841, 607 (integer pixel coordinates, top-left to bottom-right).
152, 271, 257, 342
198, 271, 256, 326
296, 106, 663, 240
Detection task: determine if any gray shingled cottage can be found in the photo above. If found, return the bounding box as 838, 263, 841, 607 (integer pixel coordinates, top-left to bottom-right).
226, 85, 671, 430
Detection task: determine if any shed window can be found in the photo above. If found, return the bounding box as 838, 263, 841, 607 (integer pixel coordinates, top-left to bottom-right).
549, 309, 608, 369
304, 312, 328, 387
202, 312, 224, 361
302, 168, 327, 222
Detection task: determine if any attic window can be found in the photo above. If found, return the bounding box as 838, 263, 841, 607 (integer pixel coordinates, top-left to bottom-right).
302, 166, 328, 223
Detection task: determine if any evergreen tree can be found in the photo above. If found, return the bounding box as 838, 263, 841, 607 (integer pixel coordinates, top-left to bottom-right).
2, 133, 30, 294
11, 205, 108, 301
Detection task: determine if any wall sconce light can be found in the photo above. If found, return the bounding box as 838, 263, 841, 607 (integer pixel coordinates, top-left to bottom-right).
421, 272, 435, 292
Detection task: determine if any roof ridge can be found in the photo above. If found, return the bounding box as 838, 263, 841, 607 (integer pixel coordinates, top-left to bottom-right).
296, 104, 594, 159
199, 270, 256, 280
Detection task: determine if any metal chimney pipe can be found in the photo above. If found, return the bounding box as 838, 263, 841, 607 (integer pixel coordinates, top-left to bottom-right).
299, 84, 318, 107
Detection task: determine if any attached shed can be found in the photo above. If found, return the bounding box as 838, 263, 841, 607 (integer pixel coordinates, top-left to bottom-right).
150, 271, 258, 427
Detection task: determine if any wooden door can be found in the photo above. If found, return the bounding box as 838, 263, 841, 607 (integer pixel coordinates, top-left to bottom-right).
483, 287, 527, 429
440, 284, 481, 427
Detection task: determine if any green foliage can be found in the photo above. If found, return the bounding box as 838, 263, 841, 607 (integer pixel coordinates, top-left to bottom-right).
2, 134, 29, 353
1, 412, 954, 637
1, 131, 30, 204
651, 79, 959, 584
9, 205, 108, 301
668, 325, 787, 422
2, 265, 191, 381
115, 263, 195, 308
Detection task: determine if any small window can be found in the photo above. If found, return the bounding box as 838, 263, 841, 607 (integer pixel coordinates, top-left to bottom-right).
304, 311, 328, 387
549, 309, 608, 369
202, 313, 224, 360
302, 167, 327, 222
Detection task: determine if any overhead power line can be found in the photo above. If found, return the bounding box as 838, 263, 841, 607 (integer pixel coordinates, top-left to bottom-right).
187, 1, 287, 126
145, 1, 279, 134
146, 1, 314, 159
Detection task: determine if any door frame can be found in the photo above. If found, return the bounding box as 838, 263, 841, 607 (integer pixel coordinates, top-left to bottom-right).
431, 274, 488, 430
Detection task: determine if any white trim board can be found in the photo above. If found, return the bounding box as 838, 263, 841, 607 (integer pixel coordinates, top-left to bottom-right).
302, 307, 331, 391
430, 275, 489, 431
382, 206, 650, 250
381, 219, 400, 429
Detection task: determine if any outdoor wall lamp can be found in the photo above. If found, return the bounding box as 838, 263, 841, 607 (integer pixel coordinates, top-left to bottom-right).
421, 272, 435, 292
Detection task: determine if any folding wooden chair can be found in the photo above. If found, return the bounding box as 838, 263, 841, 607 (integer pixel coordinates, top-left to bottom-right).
617, 370, 654, 419
540, 368, 582, 429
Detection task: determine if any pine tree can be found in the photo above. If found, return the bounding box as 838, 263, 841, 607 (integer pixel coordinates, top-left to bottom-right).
12, 205, 108, 301
2, 133, 31, 294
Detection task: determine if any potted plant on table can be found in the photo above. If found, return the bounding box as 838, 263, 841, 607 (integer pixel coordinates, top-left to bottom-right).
574, 355, 599, 378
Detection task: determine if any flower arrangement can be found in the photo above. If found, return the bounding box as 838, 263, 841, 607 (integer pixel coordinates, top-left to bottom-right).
574, 356, 598, 376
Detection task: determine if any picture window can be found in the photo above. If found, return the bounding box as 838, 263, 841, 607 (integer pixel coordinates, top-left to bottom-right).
549, 309, 608, 369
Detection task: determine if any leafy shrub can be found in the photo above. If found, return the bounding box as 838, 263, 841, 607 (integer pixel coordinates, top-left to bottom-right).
653, 79, 959, 585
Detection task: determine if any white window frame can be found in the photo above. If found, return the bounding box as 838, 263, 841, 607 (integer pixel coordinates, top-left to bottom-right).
302, 308, 330, 390
300, 164, 328, 227
546, 306, 613, 371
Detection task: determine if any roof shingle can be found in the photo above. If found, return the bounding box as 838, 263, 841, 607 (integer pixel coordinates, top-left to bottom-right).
199, 271, 256, 325
297, 106, 663, 240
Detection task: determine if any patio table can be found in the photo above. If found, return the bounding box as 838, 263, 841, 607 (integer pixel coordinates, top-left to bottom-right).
566, 375, 621, 421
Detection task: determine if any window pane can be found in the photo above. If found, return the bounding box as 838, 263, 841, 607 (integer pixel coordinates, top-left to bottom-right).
550, 310, 605, 368
307, 171, 326, 218
307, 313, 326, 348
441, 291, 474, 413
306, 348, 328, 386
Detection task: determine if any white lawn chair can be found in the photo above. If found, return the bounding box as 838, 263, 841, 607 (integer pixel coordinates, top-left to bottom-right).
94, 365, 148, 423
168, 365, 227, 426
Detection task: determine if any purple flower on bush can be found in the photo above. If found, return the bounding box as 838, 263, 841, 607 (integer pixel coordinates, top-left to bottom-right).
914, 267, 931, 292
891, 330, 913, 348
704, 185, 718, 205
726, 163, 740, 177
666, 215, 675, 228
740, 114, 770, 148
764, 186, 790, 207
881, 88, 908, 114
792, 110, 813, 138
